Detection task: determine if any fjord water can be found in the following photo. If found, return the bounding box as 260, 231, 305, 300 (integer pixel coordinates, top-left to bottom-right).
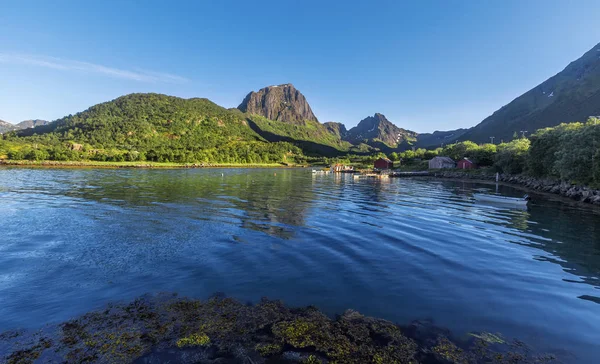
1, 168, 599, 360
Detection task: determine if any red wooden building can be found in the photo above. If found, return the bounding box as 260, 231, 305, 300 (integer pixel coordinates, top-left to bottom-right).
374, 157, 393, 170
457, 158, 476, 169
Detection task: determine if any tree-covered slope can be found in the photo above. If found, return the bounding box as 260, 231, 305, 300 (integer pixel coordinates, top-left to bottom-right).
20, 93, 260, 146
460, 42, 600, 143
4, 93, 304, 163
247, 115, 356, 156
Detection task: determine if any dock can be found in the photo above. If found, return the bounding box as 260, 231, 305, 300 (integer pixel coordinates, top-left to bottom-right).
353, 171, 430, 179
389, 171, 430, 177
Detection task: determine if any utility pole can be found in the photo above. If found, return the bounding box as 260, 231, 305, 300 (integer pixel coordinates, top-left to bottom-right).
593, 138, 596, 184
520, 130, 528, 138
490, 136, 495, 144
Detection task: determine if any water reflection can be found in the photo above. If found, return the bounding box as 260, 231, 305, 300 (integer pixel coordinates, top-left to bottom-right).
54, 169, 315, 239
1, 168, 600, 362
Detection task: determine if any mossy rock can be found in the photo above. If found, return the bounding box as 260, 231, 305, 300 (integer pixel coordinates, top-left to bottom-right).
176, 333, 210, 347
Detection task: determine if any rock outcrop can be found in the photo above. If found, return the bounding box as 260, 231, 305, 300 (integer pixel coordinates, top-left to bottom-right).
432, 171, 600, 206
0, 119, 50, 133
0, 119, 17, 134
238, 84, 318, 124
344, 113, 417, 148
323, 121, 348, 138
15, 119, 49, 129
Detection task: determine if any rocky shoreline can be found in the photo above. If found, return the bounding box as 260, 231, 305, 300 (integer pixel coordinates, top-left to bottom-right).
0, 294, 558, 364
430, 171, 600, 206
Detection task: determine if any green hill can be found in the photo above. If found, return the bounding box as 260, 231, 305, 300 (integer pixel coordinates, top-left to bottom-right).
247, 116, 357, 156
2, 93, 305, 164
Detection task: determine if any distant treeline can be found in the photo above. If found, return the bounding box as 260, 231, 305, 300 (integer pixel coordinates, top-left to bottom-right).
394, 118, 600, 188
0, 134, 306, 165
1, 101, 599, 188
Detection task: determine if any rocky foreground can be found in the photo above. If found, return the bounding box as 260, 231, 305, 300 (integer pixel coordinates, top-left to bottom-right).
431, 171, 600, 206
0, 294, 558, 364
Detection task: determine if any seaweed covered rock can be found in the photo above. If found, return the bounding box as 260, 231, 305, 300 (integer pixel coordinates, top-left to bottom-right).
0, 294, 557, 364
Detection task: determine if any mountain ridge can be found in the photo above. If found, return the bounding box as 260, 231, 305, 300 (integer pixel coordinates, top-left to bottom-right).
6, 40, 600, 158
344, 113, 417, 150
456, 42, 600, 143
0, 120, 16, 134
0, 119, 50, 134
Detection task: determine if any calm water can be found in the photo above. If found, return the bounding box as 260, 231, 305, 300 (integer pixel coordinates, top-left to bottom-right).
1, 168, 599, 361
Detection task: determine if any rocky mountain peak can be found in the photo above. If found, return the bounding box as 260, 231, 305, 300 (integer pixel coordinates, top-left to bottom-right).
0, 119, 17, 134
344, 113, 417, 148
238, 84, 318, 123
15, 119, 49, 129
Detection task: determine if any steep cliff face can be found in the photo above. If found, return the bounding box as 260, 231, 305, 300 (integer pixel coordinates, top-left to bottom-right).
344, 113, 417, 148
238, 84, 318, 124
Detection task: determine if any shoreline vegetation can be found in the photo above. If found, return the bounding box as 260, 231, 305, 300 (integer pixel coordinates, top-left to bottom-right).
0, 160, 305, 169
421, 169, 600, 207
0, 294, 558, 364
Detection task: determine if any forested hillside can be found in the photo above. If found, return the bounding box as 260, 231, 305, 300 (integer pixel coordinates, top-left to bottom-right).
1, 94, 304, 164
396, 118, 600, 188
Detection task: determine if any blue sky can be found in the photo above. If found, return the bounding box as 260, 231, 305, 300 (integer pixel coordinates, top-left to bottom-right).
1, 0, 599, 132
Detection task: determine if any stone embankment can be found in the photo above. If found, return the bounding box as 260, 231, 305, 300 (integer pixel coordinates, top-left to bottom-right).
433, 171, 600, 206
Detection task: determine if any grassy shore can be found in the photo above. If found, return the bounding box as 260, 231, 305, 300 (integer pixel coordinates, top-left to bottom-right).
0, 160, 305, 169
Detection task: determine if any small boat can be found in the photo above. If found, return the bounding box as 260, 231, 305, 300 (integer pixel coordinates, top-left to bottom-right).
312, 169, 330, 174
473, 193, 530, 206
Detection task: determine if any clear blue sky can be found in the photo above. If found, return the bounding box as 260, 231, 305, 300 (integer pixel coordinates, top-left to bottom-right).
1, 0, 599, 132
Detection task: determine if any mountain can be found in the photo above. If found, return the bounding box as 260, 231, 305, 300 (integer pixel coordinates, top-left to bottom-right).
238, 84, 318, 124
344, 113, 417, 150
323, 122, 348, 139
414, 128, 469, 149
11, 93, 304, 163
246, 116, 354, 156
15, 119, 49, 129
1, 119, 50, 134
18, 93, 261, 144
459, 42, 600, 143
8, 92, 354, 162
0, 120, 17, 134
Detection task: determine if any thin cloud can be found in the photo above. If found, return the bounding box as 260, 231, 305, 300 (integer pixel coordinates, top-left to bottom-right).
0, 53, 188, 83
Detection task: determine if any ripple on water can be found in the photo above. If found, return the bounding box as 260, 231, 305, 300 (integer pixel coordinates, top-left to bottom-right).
1, 168, 600, 362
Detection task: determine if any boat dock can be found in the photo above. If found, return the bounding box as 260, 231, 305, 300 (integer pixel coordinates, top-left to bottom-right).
388, 171, 430, 177
352, 171, 431, 179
